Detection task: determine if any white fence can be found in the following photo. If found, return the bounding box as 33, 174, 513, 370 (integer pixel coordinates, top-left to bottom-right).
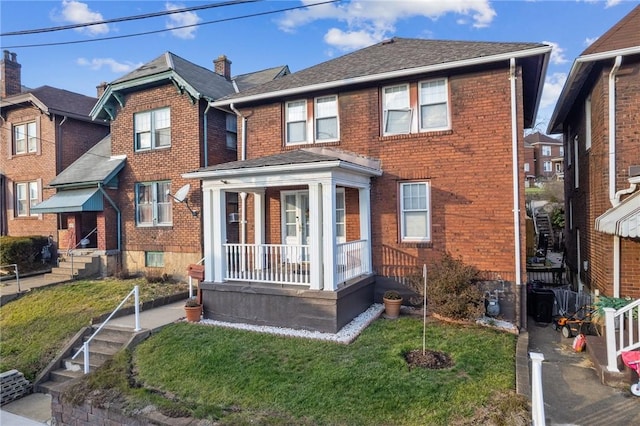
224, 243, 310, 285
604, 298, 640, 372
336, 240, 367, 285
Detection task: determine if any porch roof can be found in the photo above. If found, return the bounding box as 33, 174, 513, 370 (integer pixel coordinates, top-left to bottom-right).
183, 148, 382, 181
31, 187, 103, 214
595, 191, 640, 238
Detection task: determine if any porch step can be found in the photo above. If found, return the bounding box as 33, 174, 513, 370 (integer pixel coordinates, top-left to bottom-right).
36, 325, 135, 394
49, 255, 99, 279
584, 334, 635, 388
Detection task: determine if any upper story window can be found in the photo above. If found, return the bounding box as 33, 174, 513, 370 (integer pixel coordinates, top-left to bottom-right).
559, 146, 564, 156
383, 84, 411, 135
315, 96, 339, 141
286, 100, 307, 144
542, 145, 551, 156
383, 78, 450, 136
15, 181, 38, 217
524, 163, 530, 173
135, 181, 172, 226
400, 182, 431, 242
419, 79, 449, 130
13, 122, 37, 155
134, 108, 171, 151
226, 113, 237, 150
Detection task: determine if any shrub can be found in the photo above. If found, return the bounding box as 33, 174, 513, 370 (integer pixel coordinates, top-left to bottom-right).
407, 253, 484, 321
0, 235, 49, 273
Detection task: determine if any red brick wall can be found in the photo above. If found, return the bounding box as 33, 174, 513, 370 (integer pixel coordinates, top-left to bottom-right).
564, 58, 640, 298
237, 66, 527, 279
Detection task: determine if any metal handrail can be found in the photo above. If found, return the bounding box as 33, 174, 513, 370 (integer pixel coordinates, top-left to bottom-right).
72, 285, 141, 374
67, 227, 98, 255
0, 263, 20, 293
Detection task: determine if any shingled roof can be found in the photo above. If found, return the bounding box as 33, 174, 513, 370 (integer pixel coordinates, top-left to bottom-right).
581, 5, 640, 56
0, 85, 102, 123
214, 37, 548, 103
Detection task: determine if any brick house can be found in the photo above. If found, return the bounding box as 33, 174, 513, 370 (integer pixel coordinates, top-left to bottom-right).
548, 5, 640, 299
524, 138, 536, 187
0, 51, 109, 240
89, 52, 288, 279
524, 131, 564, 180
184, 37, 551, 332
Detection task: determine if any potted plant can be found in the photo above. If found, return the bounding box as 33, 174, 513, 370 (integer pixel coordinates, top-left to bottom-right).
184, 298, 202, 322
383, 290, 403, 319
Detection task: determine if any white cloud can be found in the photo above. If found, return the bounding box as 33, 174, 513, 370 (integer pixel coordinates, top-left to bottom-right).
77, 57, 143, 73
278, 0, 496, 51
542, 41, 568, 65
540, 72, 567, 110
58, 0, 109, 36
605, 0, 622, 7
584, 36, 599, 46
165, 2, 201, 40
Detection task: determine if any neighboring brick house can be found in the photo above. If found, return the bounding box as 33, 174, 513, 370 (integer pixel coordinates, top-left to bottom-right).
524, 131, 564, 180
185, 37, 551, 332
524, 138, 536, 187
89, 52, 288, 279
548, 5, 640, 299
0, 51, 109, 239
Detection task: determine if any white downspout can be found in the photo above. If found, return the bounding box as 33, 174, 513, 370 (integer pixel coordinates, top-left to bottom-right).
203, 104, 211, 168
509, 58, 522, 290
230, 103, 248, 245
608, 56, 622, 297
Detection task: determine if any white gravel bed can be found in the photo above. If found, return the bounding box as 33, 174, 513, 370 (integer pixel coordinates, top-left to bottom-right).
198, 303, 385, 344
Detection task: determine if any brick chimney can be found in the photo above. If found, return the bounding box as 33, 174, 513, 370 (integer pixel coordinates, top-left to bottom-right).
96, 81, 108, 98
214, 55, 231, 80
1, 50, 22, 98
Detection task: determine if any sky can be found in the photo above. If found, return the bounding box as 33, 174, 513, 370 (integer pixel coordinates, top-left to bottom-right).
1, 0, 638, 134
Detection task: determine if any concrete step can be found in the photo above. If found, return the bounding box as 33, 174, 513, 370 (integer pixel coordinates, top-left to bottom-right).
585, 333, 635, 388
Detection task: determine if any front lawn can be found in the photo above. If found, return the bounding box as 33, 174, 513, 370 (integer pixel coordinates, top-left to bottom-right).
0, 278, 188, 380
126, 318, 524, 425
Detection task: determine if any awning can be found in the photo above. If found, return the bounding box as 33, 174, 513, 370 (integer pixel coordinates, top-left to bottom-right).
31, 187, 103, 214
595, 191, 640, 238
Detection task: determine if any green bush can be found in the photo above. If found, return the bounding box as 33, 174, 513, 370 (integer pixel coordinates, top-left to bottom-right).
0, 235, 49, 273
407, 253, 484, 321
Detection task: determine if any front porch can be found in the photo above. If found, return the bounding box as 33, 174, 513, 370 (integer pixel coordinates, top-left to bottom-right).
184, 148, 382, 332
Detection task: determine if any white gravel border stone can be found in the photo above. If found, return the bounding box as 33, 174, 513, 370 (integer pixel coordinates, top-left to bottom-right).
198, 304, 385, 344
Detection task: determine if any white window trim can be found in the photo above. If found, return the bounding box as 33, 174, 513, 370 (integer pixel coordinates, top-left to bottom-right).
336, 188, 346, 244
285, 100, 309, 145
314, 95, 340, 143
134, 107, 171, 152
399, 182, 431, 243
585, 96, 592, 151
524, 163, 530, 173
135, 181, 172, 227
573, 135, 579, 189
418, 78, 450, 132
543, 161, 552, 172
226, 113, 238, 150
383, 83, 412, 136
14, 122, 37, 155
542, 145, 552, 156
15, 181, 39, 217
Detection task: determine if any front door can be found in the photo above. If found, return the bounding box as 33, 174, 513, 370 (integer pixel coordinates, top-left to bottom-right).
282, 191, 309, 262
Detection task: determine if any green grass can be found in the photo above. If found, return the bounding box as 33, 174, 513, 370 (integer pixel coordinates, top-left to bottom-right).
0, 278, 188, 380
129, 318, 521, 425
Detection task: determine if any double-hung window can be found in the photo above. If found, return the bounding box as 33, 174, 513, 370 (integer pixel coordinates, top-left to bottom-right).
419, 79, 449, 130
15, 181, 38, 217
383, 84, 411, 135
542, 145, 551, 156
136, 181, 172, 226
543, 161, 552, 172
335, 188, 346, 243
134, 108, 171, 151
400, 182, 431, 242
14, 122, 37, 154
315, 96, 339, 141
226, 113, 237, 149
286, 100, 307, 144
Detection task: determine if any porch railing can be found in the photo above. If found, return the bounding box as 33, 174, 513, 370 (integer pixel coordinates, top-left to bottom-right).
336, 239, 367, 285
604, 298, 640, 372
224, 243, 310, 285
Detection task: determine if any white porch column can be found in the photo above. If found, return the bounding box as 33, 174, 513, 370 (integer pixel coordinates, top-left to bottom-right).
202, 187, 214, 282
212, 187, 227, 283
308, 182, 323, 290
253, 190, 265, 270
359, 185, 372, 273
322, 180, 337, 290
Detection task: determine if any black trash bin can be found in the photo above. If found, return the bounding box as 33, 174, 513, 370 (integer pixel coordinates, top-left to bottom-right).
530, 288, 555, 323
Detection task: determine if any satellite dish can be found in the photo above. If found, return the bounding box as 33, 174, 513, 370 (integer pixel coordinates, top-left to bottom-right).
173, 184, 190, 203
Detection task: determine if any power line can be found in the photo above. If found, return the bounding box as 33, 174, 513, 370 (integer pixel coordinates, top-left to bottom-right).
1, 0, 342, 49
0, 0, 261, 36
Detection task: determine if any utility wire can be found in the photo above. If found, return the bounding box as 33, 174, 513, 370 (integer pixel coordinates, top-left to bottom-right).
2, 0, 341, 49
0, 0, 261, 36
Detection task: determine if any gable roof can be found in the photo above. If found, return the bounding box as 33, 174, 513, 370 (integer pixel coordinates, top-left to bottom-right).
211, 37, 550, 128
524, 132, 562, 145
49, 135, 125, 188
0, 85, 103, 123
233, 65, 290, 91
91, 51, 236, 121
548, 5, 640, 134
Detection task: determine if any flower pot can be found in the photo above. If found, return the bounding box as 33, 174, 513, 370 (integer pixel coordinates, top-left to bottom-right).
185, 305, 202, 322
383, 297, 403, 319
